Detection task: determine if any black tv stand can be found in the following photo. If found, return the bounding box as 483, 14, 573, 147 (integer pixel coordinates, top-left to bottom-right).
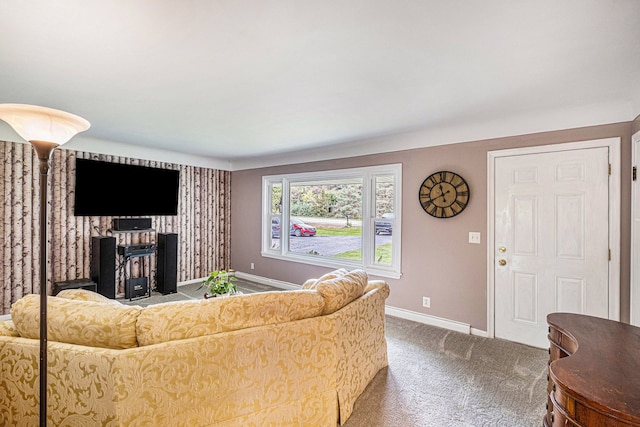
121, 251, 152, 300
107, 228, 156, 300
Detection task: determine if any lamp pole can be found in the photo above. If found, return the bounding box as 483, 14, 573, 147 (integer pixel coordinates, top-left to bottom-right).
31, 140, 59, 426
0, 104, 90, 426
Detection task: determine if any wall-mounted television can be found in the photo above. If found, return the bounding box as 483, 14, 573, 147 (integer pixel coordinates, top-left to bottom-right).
74, 158, 180, 216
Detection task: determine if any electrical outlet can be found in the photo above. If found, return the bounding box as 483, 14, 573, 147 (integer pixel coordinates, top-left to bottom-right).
422, 296, 431, 308
250, 262, 255, 270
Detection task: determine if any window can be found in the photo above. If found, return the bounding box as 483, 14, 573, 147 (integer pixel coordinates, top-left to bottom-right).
262, 164, 401, 279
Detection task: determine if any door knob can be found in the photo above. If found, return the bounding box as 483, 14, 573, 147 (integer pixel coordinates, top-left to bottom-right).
498, 246, 507, 253
498, 259, 507, 266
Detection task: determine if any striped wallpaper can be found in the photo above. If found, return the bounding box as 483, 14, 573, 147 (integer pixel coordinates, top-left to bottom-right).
1, 140, 231, 314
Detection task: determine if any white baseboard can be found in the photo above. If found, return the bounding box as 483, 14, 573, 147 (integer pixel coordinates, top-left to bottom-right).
386, 307, 488, 337
470, 328, 488, 337
178, 277, 203, 287
385, 306, 472, 334
234, 271, 300, 290
195, 271, 489, 337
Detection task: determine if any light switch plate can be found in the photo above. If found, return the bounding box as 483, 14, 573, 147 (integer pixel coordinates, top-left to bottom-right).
469, 232, 481, 244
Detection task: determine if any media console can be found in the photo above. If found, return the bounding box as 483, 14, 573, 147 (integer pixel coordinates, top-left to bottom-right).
108, 227, 156, 301
118, 243, 155, 300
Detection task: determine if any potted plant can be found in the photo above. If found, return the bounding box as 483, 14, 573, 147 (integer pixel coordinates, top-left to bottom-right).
199, 269, 238, 298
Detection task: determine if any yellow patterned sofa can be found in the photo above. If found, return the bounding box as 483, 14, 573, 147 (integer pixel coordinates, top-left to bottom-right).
0, 269, 389, 426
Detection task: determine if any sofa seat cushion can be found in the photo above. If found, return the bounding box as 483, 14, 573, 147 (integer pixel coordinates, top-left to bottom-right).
311, 269, 369, 315
11, 294, 141, 349
136, 289, 325, 346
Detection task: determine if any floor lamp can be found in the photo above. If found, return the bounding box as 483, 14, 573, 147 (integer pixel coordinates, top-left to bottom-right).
0, 104, 90, 426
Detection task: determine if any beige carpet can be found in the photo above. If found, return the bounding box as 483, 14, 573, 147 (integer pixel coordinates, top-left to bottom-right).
344, 315, 547, 427
125, 280, 548, 426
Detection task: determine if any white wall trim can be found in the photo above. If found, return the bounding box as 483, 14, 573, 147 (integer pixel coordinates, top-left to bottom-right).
470, 328, 488, 338
234, 271, 301, 290
385, 306, 471, 335
631, 130, 640, 327
486, 137, 622, 339
177, 277, 204, 287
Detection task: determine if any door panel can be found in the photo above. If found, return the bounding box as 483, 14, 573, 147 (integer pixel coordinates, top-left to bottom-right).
513, 273, 537, 323
495, 147, 609, 348
555, 194, 584, 259
513, 196, 537, 255
555, 277, 584, 313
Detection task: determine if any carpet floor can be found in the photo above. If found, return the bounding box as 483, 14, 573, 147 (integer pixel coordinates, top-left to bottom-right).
343, 315, 547, 427
124, 280, 548, 426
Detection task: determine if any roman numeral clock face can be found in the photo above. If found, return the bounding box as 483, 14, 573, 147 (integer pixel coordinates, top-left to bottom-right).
419, 171, 470, 218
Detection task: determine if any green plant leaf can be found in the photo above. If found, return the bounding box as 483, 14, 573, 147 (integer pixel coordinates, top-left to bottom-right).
199, 269, 237, 295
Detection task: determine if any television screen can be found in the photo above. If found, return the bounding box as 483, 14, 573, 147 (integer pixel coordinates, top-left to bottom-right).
74, 158, 180, 216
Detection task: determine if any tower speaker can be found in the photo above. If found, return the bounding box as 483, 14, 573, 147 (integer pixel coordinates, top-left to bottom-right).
156, 233, 178, 295
90, 236, 116, 299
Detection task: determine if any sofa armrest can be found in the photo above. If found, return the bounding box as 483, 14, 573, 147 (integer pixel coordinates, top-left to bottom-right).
331, 280, 389, 424
0, 337, 119, 425
364, 279, 388, 294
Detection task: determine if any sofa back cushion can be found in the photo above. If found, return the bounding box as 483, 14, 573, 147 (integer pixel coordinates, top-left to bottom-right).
311, 269, 369, 315
136, 289, 325, 346
0, 320, 19, 337
302, 268, 349, 290
11, 294, 141, 349
56, 288, 122, 305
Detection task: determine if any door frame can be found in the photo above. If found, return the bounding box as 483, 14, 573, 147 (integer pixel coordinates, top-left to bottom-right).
486, 138, 621, 339
631, 130, 640, 326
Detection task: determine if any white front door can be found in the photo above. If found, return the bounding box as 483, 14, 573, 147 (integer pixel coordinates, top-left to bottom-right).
494, 147, 610, 348
632, 131, 640, 327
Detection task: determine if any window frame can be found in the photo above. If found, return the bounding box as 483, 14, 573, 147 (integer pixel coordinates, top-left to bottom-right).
261, 163, 402, 279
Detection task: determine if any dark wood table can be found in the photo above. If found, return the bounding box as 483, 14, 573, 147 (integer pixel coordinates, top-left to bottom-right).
544, 313, 640, 426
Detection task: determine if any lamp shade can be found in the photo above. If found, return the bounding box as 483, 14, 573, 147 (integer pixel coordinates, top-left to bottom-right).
0, 104, 90, 145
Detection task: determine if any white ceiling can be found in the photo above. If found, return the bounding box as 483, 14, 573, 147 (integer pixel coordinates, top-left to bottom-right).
1, 1, 639, 170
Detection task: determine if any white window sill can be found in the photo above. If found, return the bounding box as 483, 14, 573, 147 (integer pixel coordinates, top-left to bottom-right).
261, 251, 402, 280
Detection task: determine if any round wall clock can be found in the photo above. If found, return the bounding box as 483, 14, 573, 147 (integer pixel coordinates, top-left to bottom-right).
419, 171, 470, 218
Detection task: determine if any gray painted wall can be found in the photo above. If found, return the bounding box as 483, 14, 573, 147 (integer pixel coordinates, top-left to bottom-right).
230, 122, 632, 331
